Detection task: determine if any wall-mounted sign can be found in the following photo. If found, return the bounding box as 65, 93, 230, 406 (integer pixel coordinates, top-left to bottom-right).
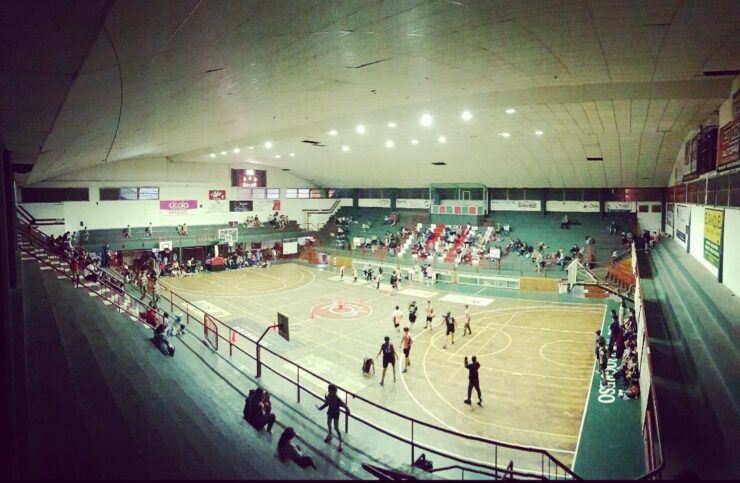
159, 200, 197, 216
703, 208, 723, 268
209, 190, 227, 200
229, 200, 254, 212
717, 120, 739, 171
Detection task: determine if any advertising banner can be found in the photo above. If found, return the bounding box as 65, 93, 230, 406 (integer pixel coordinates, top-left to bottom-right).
396, 199, 431, 209
545, 200, 600, 212
159, 200, 197, 216
703, 208, 723, 268
717, 120, 739, 171
666, 203, 674, 233
209, 190, 227, 200
273, 199, 281, 211
676, 204, 689, 243
358, 198, 391, 208
605, 201, 635, 213
733, 88, 740, 121
229, 200, 254, 212
489, 199, 540, 211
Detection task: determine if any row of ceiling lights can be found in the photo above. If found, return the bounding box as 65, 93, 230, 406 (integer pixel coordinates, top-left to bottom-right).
208, 109, 544, 158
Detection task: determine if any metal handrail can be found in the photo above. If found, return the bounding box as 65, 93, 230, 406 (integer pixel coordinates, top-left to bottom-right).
160, 286, 579, 480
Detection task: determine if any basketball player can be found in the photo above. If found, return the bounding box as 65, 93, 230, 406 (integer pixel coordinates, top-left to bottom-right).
443, 311, 456, 349
463, 356, 482, 406
339, 265, 345, 280
424, 300, 434, 329
375, 271, 382, 290
462, 305, 472, 336
400, 327, 412, 373
390, 271, 399, 295
352, 266, 358, 283
408, 301, 418, 331
392, 305, 403, 333
376, 336, 397, 385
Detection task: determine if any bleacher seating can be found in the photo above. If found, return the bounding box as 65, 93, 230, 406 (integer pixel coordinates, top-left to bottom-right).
77, 220, 306, 251
318, 207, 635, 278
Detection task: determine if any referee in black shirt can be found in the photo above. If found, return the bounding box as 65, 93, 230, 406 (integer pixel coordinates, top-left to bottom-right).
464, 356, 482, 406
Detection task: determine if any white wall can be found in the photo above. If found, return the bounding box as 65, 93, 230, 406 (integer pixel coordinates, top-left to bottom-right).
722, 208, 740, 297
637, 203, 662, 234
21, 160, 344, 232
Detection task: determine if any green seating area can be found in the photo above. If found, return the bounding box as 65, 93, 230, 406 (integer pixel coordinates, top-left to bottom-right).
319, 207, 635, 278
78, 221, 307, 252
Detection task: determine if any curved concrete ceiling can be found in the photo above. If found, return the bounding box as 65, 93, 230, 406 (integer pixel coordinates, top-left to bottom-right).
5, 0, 740, 187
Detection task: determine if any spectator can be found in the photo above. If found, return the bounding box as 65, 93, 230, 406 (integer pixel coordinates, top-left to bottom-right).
594, 329, 605, 363
560, 214, 570, 229
316, 383, 349, 452
153, 321, 175, 356
277, 427, 317, 470
123, 225, 132, 239
245, 387, 276, 433
619, 379, 640, 400
146, 223, 153, 237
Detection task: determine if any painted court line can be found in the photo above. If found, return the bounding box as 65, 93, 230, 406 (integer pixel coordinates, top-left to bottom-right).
439, 293, 494, 306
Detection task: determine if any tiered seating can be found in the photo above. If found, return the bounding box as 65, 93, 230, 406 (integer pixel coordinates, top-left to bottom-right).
17, 238, 369, 479
607, 257, 635, 290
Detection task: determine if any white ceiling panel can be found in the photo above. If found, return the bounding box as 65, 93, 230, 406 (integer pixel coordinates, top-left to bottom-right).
3, 0, 738, 187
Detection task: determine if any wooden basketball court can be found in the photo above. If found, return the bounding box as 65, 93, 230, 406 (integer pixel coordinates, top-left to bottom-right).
158, 262, 606, 470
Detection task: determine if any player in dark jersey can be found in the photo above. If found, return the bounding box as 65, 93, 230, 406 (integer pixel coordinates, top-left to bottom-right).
443, 312, 456, 349
464, 355, 482, 406
376, 336, 398, 386
408, 301, 418, 332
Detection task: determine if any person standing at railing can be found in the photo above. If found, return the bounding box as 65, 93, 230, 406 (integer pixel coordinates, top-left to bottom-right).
146, 223, 153, 238
316, 384, 349, 452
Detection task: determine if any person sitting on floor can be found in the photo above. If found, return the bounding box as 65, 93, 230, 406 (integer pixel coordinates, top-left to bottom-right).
277, 427, 317, 469
244, 387, 276, 433
152, 320, 175, 356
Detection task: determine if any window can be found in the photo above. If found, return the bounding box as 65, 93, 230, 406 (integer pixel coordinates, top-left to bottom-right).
651, 205, 662, 213
286, 188, 312, 199
716, 174, 730, 206
99, 187, 159, 201
298, 188, 310, 199
251, 188, 266, 199
706, 177, 717, 206
489, 188, 507, 200
21, 188, 89, 203
397, 188, 428, 199
525, 188, 543, 200
310, 189, 323, 199
638, 205, 650, 213
266, 188, 280, 199
286, 188, 298, 199
327, 188, 353, 199
730, 171, 740, 207
507, 189, 525, 200
563, 188, 582, 201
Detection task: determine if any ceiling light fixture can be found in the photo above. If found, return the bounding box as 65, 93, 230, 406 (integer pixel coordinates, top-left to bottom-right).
499, 132, 510, 138
248, 146, 255, 150
411, 139, 419, 145
438, 136, 446, 143
420, 114, 433, 127
505, 108, 516, 114
535, 130, 544, 136
387, 121, 397, 128
385, 140, 394, 148
264, 141, 273, 148
328, 129, 338, 136
342, 145, 350, 152
356, 124, 366, 134
233, 148, 240, 154
209, 153, 216, 158
461, 111, 472, 121
289, 153, 295, 157
220, 151, 227, 155
275, 155, 281, 159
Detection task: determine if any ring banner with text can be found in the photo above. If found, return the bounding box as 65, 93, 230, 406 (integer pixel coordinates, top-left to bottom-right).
703, 208, 723, 268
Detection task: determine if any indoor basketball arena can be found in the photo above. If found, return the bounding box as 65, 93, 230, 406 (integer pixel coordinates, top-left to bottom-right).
1, 1, 739, 480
